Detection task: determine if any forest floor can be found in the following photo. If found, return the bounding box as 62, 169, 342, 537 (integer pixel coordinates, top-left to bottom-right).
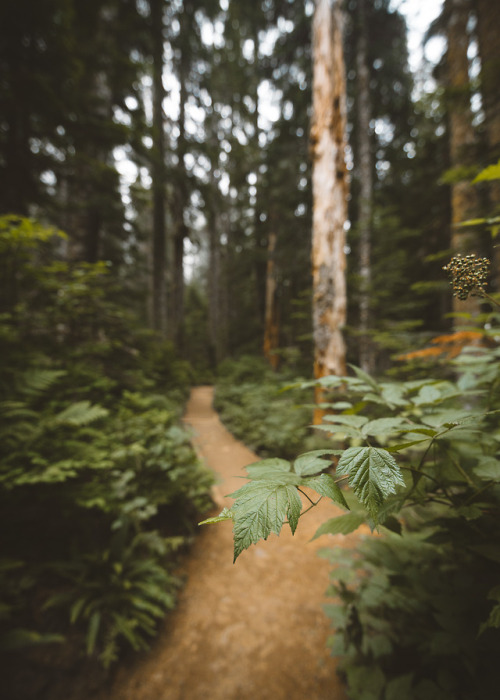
102, 386, 363, 700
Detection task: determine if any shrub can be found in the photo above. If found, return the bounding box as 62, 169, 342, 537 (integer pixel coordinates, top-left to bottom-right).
206, 310, 500, 695
0, 217, 214, 670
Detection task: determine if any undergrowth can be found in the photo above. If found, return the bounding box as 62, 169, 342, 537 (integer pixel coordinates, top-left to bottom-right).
214, 355, 328, 459
0, 217, 214, 674
205, 234, 500, 695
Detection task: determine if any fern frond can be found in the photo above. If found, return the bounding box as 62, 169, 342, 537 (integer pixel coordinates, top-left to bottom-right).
54, 401, 108, 426
20, 369, 66, 396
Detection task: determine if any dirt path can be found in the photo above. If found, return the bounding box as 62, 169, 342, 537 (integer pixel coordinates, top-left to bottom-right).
106, 387, 355, 700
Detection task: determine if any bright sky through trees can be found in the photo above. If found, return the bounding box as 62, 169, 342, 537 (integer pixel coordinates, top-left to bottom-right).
396, 0, 445, 71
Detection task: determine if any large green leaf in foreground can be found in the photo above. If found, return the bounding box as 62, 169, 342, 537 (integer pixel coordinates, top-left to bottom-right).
200, 454, 349, 561
229, 480, 303, 561
336, 447, 405, 522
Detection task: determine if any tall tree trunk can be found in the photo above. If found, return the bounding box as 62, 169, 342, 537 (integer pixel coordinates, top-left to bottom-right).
474, 0, 500, 289
446, 0, 481, 318
475, 0, 500, 160
150, 0, 167, 336
170, 2, 191, 348
263, 228, 280, 369
207, 180, 227, 367
252, 26, 266, 331
310, 0, 348, 420
356, 0, 374, 374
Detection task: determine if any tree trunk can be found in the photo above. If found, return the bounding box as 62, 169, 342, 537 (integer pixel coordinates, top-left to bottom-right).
170, 2, 192, 348
446, 0, 481, 318
475, 0, 500, 159
150, 0, 167, 336
207, 189, 227, 367
252, 27, 266, 331
474, 0, 500, 289
356, 0, 374, 374
310, 0, 348, 420
263, 229, 280, 370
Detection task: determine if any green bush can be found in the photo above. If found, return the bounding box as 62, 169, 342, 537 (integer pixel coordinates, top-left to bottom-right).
322, 530, 500, 700
207, 316, 500, 695
0, 217, 214, 669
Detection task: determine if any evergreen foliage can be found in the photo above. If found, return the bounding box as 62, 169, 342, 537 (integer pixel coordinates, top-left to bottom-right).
0, 218, 214, 671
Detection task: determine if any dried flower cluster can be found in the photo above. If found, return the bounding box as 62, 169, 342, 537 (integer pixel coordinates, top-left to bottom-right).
443, 254, 490, 300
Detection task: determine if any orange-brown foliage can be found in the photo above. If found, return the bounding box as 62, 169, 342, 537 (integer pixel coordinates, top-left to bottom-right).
398, 331, 484, 362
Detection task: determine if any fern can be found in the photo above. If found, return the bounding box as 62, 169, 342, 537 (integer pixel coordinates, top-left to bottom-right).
54, 401, 109, 426
20, 369, 66, 396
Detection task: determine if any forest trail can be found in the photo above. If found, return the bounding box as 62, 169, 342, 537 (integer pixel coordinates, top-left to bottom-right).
106, 386, 357, 700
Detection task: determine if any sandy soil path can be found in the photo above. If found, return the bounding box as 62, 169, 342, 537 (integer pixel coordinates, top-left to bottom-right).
106, 386, 354, 700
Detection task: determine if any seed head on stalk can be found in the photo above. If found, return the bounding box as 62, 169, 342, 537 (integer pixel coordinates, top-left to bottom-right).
443, 254, 490, 300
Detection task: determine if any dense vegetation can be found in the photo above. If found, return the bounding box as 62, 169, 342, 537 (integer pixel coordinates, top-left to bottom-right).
1, 0, 500, 698
210, 282, 500, 698
0, 217, 214, 687
214, 356, 320, 459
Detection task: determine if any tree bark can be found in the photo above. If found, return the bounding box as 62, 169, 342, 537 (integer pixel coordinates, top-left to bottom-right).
263, 229, 280, 370
475, 0, 500, 159
150, 0, 167, 336
311, 0, 348, 419
446, 0, 481, 318
207, 190, 227, 367
356, 0, 374, 374
474, 0, 500, 289
170, 1, 192, 349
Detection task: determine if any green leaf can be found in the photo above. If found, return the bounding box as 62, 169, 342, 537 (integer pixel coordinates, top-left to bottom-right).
301, 474, 348, 508
70, 597, 87, 624
86, 611, 101, 655
322, 414, 368, 428
293, 450, 338, 476
380, 515, 402, 535
456, 505, 483, 520
386, 439, 430, 452
312, 512, 365, 539
312, 424, 364, 439
22, 369, 66, 395
55, 401, 108, 426
413, 385, 441, 405
0, 629, 64, 651
474, 458, 500, 481
404, 427, 438, 437
473, 160, 500, 182
199, 507, 233, 526
336, 447, 405, 522
245, 458, 299, 484
361, 417, 409, 437
479, 603, 500, 636
229, 481, 303, 561
348, 364, 379, 391
379, 383, 409, 408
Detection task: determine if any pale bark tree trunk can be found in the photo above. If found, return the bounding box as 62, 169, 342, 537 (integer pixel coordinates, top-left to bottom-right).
150, 0, 167, 336
263, 228, 280, 370
446, 0, 481, 318
356, 0, 374, 374
311, 0, 348, 420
